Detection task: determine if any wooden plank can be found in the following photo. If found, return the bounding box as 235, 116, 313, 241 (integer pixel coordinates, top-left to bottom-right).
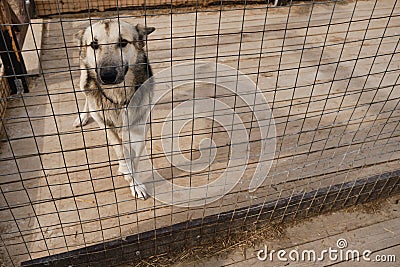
213, 199, 400, 267
35, 0, 202, 16
334, 246, 399, 266
34, 0, 277, 16
0, 0, 29, 94
21, 19, 44, 75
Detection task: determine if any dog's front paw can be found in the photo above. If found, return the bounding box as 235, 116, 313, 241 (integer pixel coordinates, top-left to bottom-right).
130, 180, 149, 200
73, 114, 89, 127
118, 161, 129, 174
123, 173, 149, 200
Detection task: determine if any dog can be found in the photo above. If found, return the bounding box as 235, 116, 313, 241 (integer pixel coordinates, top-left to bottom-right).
73, 19, 155, 199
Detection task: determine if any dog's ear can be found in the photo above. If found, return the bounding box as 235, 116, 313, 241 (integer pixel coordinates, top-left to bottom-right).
74, 29, 85, 46
135, 24, 155, 38
135, 24, 155, 48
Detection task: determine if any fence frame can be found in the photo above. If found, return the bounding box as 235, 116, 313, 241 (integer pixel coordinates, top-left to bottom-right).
21, 170, 400, 267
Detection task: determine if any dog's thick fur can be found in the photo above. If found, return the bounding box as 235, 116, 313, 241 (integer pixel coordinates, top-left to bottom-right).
74, 19, 155, 199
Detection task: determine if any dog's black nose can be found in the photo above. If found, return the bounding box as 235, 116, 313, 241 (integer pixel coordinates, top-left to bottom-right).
100, 67, 118, 84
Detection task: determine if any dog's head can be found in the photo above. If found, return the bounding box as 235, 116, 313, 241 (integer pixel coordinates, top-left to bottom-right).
75, 19, 155, 85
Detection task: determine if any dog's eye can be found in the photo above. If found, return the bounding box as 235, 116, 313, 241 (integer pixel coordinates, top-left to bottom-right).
90, 41, 99, 50
119, 39, 129, 48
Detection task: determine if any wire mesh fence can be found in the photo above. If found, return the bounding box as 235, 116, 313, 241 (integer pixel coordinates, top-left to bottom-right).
0, 0, 399, 266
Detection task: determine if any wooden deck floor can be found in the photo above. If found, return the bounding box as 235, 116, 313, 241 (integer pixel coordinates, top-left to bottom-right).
0, 0, 399, 265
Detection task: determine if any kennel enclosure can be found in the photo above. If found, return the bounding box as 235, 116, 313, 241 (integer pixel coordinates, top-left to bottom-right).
0, 0, 399, 266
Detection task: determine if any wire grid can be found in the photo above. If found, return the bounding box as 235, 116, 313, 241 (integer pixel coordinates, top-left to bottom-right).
0, 0, 399, 265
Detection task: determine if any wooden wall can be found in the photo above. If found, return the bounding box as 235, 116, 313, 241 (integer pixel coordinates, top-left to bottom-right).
35, 0, 212, 16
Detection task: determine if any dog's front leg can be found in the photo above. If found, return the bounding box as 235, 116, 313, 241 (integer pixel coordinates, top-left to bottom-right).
73, 97, 91, 127
90, 108, 148, 200
121, 123, 149, 200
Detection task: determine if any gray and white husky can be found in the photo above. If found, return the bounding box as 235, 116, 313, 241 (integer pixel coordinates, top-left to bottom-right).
74, 19, 155, 199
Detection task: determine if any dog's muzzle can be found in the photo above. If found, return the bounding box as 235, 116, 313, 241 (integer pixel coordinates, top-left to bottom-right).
98, 65, 128, 84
